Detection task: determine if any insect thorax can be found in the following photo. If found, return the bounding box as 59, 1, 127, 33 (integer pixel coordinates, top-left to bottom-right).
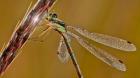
47, 13, 66, 32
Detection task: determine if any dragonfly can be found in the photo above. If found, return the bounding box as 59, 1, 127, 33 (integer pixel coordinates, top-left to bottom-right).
0, 0, 57, 75
32, 12, 136, 78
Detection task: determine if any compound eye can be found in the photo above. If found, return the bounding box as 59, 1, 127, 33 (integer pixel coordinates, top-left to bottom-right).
52, 13, 58, 18
49, 13, 58, 18
52, 13, 57, 18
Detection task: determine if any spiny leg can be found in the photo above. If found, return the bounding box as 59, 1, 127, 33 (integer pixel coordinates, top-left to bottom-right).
29, 26, 52, 42
37, 26, 52, 38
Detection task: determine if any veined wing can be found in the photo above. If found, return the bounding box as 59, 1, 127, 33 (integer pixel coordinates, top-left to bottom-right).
68, 26, 136, 51
57, 36, 70, 63
67, 31, 126, 71
60, 32, 83, 78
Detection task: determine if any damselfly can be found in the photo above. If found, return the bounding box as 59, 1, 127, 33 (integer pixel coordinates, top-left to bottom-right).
33, 12, 136, 78
0, 0, 136, 78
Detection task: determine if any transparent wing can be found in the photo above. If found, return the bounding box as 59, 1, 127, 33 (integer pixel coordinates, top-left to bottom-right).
57, 36, 70, 63
61, 32, 83, 78
68, 26, 136, 51
67, 31, 126, 71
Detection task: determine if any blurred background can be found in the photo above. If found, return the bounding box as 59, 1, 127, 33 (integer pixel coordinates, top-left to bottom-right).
0, 0, 140, 78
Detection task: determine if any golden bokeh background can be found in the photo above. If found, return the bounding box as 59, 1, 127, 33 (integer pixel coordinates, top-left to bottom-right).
0, 0, 140, 78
